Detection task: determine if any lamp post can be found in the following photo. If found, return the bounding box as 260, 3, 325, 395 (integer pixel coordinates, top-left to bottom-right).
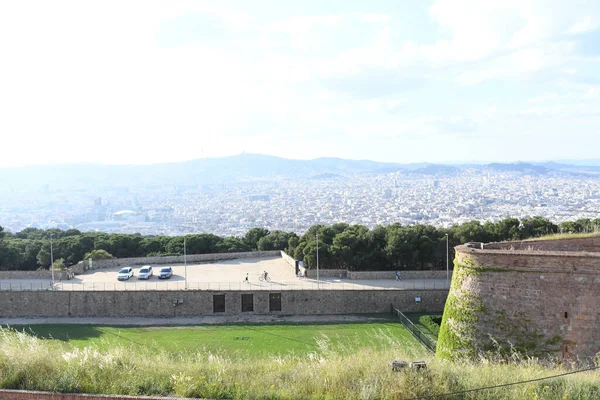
316, 232, 320, 289
445, 233, 449, 283
184, 236, 187, 290
50, 235, 55, 288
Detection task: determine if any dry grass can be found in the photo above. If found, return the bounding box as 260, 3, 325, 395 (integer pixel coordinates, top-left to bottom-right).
523, 232, 600, 242
1, 327, 599, 399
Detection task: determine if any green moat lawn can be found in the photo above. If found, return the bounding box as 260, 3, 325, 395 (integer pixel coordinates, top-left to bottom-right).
12, 320, 428, 358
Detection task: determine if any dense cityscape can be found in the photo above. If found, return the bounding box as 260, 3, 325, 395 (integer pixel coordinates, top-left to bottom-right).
2, 164, 599, 237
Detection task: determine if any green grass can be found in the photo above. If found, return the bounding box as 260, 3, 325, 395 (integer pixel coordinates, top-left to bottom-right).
523, 232, 600, 242
11, 321, 425, 358
405, 313, 442, 340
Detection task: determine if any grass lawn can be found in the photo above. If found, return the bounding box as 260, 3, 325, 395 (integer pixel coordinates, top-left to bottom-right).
404, 313, 441, 341
12, 321, 426, 358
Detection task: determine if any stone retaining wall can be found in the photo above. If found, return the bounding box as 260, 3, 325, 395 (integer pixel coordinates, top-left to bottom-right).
0, 271, 67, 280
347, 270, 452, 280
307, 269, 346, 278
0, 289, 448, 318
70, 251, 281, 274
280, 251, 296, 270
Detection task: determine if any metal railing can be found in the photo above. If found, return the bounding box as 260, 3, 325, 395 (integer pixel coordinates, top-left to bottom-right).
393, 308, 437, 353
0, 279, 451, 292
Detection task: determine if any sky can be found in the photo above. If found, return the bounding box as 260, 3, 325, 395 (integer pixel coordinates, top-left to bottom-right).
1, 0, 599, 167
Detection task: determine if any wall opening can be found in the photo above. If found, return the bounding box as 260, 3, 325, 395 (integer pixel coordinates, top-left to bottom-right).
241, 294, 254, 312
213, 294, 225, 313
269, 293, 282, 312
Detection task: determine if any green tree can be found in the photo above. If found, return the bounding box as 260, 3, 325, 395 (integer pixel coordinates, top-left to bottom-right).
36, 242, 51, 269
258, 231, 292, 251
244, 227, 270, 250
286, 234, 299, 256
558, 221, 577, 234
520, 217, 557, 239
495, 218, 522, 241
52, 258, 66, 270
140, 236, 169, 255
451, 220, 491, 244
216, 237, 251, 253
0, 234, 23, 271
83, 249, 114, 260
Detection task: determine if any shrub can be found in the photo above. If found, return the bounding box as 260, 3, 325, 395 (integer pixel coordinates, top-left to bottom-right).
419, 315, 443, 337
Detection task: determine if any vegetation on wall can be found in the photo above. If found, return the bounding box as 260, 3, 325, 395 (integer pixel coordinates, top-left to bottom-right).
437, 254, 569, 361
436, 257, 485, 360
0, 216, 599, 272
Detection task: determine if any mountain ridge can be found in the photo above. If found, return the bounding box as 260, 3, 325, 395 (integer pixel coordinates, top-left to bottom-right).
1, 153, 599, 191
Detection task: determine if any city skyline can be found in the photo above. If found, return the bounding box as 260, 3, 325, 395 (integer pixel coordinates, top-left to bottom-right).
1, 1, 599, 168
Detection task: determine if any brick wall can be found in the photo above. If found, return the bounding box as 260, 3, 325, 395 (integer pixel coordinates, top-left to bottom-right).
438, 241, 600, 361
70, 251, 281, 274
0, 289, 448, 318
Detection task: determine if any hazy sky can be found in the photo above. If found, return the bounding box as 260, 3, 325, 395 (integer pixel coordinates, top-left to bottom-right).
1, 1, 599, 167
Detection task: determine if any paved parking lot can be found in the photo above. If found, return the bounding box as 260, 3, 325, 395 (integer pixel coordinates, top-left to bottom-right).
0, 256, 451, 291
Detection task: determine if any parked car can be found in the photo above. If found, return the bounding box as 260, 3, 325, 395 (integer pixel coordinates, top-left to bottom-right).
117, 267, 134, 280
158, 267, 173, 279
137, 265, 153, 280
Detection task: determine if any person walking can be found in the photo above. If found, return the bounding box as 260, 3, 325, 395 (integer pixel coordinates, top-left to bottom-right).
245, 273, 249, 284
396, 270, 402, 281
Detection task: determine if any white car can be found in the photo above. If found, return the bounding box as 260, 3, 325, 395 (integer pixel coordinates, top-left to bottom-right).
137, 265, 153, 280
116, 267, 134, 280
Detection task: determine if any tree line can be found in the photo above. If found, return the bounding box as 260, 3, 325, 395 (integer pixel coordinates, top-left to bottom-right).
0, 217, 599, 272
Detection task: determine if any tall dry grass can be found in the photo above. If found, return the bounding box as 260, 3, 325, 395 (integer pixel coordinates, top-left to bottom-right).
0, 327, 598, 399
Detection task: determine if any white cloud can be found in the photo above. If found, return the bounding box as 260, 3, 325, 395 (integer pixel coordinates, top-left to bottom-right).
567, 16, 598, 34
457, 42, 576, 85
0, 1, 598, 167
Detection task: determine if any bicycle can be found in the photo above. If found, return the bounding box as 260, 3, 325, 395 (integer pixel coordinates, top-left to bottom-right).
258, 273, 271, 282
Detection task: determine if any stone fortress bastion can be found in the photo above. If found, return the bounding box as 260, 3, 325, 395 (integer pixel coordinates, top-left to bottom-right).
437, 236, 600, 362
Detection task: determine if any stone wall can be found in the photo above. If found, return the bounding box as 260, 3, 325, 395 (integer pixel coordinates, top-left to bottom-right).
306, 269, 346, 278
437, 239, 600, 362
0, 271, 68, 280
280, 251, 296, 270
347, 271, 452, 280
70, 251, 281, 274
0, 289, 448, 318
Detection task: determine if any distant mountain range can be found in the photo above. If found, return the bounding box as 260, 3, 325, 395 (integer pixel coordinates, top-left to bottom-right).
1, 154, 600, 191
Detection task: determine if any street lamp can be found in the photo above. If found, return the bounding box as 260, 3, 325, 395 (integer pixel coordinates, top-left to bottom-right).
50, 235, 55, 288
316, 232, 320, 289
445, 233, 449, 283
184, 236, 187, 290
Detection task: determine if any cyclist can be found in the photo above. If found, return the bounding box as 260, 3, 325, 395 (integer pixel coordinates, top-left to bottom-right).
263, 271, 269, 281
